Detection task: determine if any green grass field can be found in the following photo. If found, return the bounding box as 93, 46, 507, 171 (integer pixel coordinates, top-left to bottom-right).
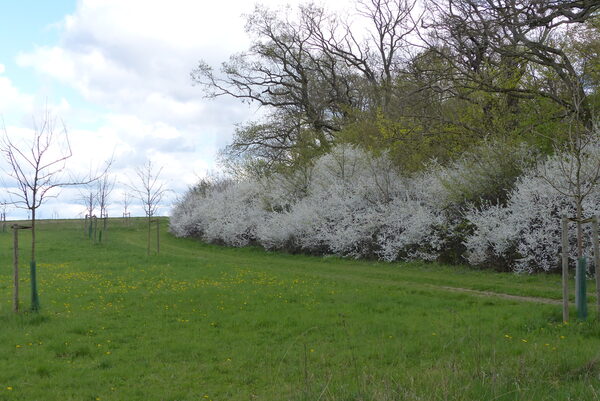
1, 218, 600, 401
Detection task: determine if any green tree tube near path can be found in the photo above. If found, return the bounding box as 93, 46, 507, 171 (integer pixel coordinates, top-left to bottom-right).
30, 260, 40, 311
577, 257, 587, 320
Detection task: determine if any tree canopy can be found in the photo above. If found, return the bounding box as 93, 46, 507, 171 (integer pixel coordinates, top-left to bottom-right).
193, 0, 600, 173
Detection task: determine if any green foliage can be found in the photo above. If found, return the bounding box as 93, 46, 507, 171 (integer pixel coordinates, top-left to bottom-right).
567, 16, 600, 114
338, 108, 475, 172
436, 139, 538, 208
1, 219, 600, 400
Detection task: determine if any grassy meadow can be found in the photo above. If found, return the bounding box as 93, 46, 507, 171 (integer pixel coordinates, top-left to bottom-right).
0, 218, 600, 401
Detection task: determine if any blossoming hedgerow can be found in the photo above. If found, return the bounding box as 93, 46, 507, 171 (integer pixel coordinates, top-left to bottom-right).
170, 141, 600, 273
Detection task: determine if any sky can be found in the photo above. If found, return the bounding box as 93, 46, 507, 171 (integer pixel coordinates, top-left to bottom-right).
0, 0, 352, 220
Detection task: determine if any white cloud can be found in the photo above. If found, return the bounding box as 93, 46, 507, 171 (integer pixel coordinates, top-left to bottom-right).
16, 0, 262, 116
16, 0, 353, 119
0, 68, 34, 119
14, 0, 270, 147
7, 0, 352, 218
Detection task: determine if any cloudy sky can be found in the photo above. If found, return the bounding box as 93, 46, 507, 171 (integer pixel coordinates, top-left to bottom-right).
0, 0, 351, 219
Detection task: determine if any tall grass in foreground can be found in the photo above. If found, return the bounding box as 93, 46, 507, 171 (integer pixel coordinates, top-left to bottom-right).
0, 218, 599, 400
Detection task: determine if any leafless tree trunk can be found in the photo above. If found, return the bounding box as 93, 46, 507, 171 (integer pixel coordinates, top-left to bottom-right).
97, 172, 115, 229
79, 183, 97, 237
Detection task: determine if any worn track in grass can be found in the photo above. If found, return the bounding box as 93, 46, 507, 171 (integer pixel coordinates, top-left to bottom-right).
433, 285, 563, 304
136, 233, 573, 306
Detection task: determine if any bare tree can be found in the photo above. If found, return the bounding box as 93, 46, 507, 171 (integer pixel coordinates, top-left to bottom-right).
1, 110, 96, 311
79, 182, 97, 218
97, 172, 115, 229
538, 113, 600, 320
121, 191, 132, 222
192, 1, 421, 168
129, 160, 169, 255
78, 182, 98, 239
541, 121, 600, 255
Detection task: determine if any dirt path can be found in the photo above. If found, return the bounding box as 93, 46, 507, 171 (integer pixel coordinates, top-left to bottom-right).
432, 285, 563, 305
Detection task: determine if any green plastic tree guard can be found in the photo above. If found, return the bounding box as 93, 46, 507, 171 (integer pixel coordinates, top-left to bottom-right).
577, 257, 587, 320
30, 260, 40, 311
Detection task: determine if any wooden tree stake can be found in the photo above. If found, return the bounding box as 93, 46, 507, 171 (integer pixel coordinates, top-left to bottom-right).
11, 224, 31, 313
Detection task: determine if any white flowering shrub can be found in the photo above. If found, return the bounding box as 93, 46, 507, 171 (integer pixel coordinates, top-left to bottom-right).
171, 138, 600, 273
172, 145, 450, 260
465, 145, 600, 272
257, 146, 402, 257
169, 189, 204, 238
376, 197, 445, 262
463, 203, 516, 269
293, 182, 383, 257
169, 178, 268, 247
201, 180, 269, 246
